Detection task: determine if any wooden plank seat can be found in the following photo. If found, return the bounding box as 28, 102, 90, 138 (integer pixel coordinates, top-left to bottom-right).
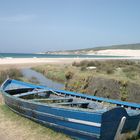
53, 101, 90, 108
13, 89, 49, 97
30, 97, 73, 103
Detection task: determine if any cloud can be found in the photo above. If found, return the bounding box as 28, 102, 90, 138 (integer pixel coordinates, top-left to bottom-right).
0, 14, 35, 22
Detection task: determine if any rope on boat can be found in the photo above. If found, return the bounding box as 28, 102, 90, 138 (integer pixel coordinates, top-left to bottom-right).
33, 87, 62, 96
49, 89, 64, 97
33, 88, 63, 96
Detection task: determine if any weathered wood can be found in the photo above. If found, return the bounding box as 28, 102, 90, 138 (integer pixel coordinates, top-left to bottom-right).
14, 89, 49, 97
30, 97, 73, 102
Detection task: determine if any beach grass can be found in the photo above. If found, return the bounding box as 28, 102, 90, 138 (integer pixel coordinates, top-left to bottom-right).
32, 64, 73, 83
0, 95, 71, 140
32, 60, 140, 85
0, 68, 23, 84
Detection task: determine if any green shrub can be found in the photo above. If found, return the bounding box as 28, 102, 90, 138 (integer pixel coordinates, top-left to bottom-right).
80, 66, 86, 71
65, 71, 74, 80
106, 68, 114, 74
120, 81, 128, 101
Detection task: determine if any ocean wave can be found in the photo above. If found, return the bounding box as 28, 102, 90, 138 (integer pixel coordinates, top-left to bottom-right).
4, 57, 13, 59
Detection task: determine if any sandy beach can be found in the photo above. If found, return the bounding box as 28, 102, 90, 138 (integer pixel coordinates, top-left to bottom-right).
0, 58, 75, 69
0, 56, 139, 69
0, 50, 140, 70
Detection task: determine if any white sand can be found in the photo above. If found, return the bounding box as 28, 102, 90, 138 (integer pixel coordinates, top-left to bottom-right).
89, 49, 140, 57
0, 58, 58, 65
0, 58, 82, 66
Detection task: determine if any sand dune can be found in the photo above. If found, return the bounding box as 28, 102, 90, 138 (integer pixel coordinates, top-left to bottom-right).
90, 49, 140, 57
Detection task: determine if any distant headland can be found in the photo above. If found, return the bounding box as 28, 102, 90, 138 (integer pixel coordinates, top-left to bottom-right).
45, 43, 140, 57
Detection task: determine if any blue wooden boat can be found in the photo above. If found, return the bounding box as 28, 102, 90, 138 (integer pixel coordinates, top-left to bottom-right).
0, 79, 140, 140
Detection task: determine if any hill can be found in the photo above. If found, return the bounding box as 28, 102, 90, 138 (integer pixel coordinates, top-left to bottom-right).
79, 43, 140, 51
45, 43, 140, 55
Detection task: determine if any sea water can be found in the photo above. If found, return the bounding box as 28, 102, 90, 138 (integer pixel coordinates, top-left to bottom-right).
0, 53, 124, 58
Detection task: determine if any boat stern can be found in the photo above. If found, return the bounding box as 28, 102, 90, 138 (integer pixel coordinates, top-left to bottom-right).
100, 107, 140, 140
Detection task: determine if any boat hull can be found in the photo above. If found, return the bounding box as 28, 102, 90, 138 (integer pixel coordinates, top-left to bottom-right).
2, 91, 101, 140
1, 79, 140, 140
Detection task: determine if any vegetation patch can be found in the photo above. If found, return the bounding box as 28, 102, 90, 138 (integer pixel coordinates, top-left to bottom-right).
32, 65, 66, 83
0, 68, 23, 84
32, 60, 140, 103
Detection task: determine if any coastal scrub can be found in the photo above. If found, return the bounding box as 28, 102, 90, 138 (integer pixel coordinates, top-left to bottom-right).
32, 60, 140, 103
0, 68, 23, 84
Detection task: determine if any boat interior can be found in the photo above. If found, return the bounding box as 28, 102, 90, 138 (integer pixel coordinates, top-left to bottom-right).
4, 85, 140, 114
5, 87, 112, 111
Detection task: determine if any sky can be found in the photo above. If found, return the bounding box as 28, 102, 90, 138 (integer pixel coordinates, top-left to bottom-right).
0, 0, 140, 53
